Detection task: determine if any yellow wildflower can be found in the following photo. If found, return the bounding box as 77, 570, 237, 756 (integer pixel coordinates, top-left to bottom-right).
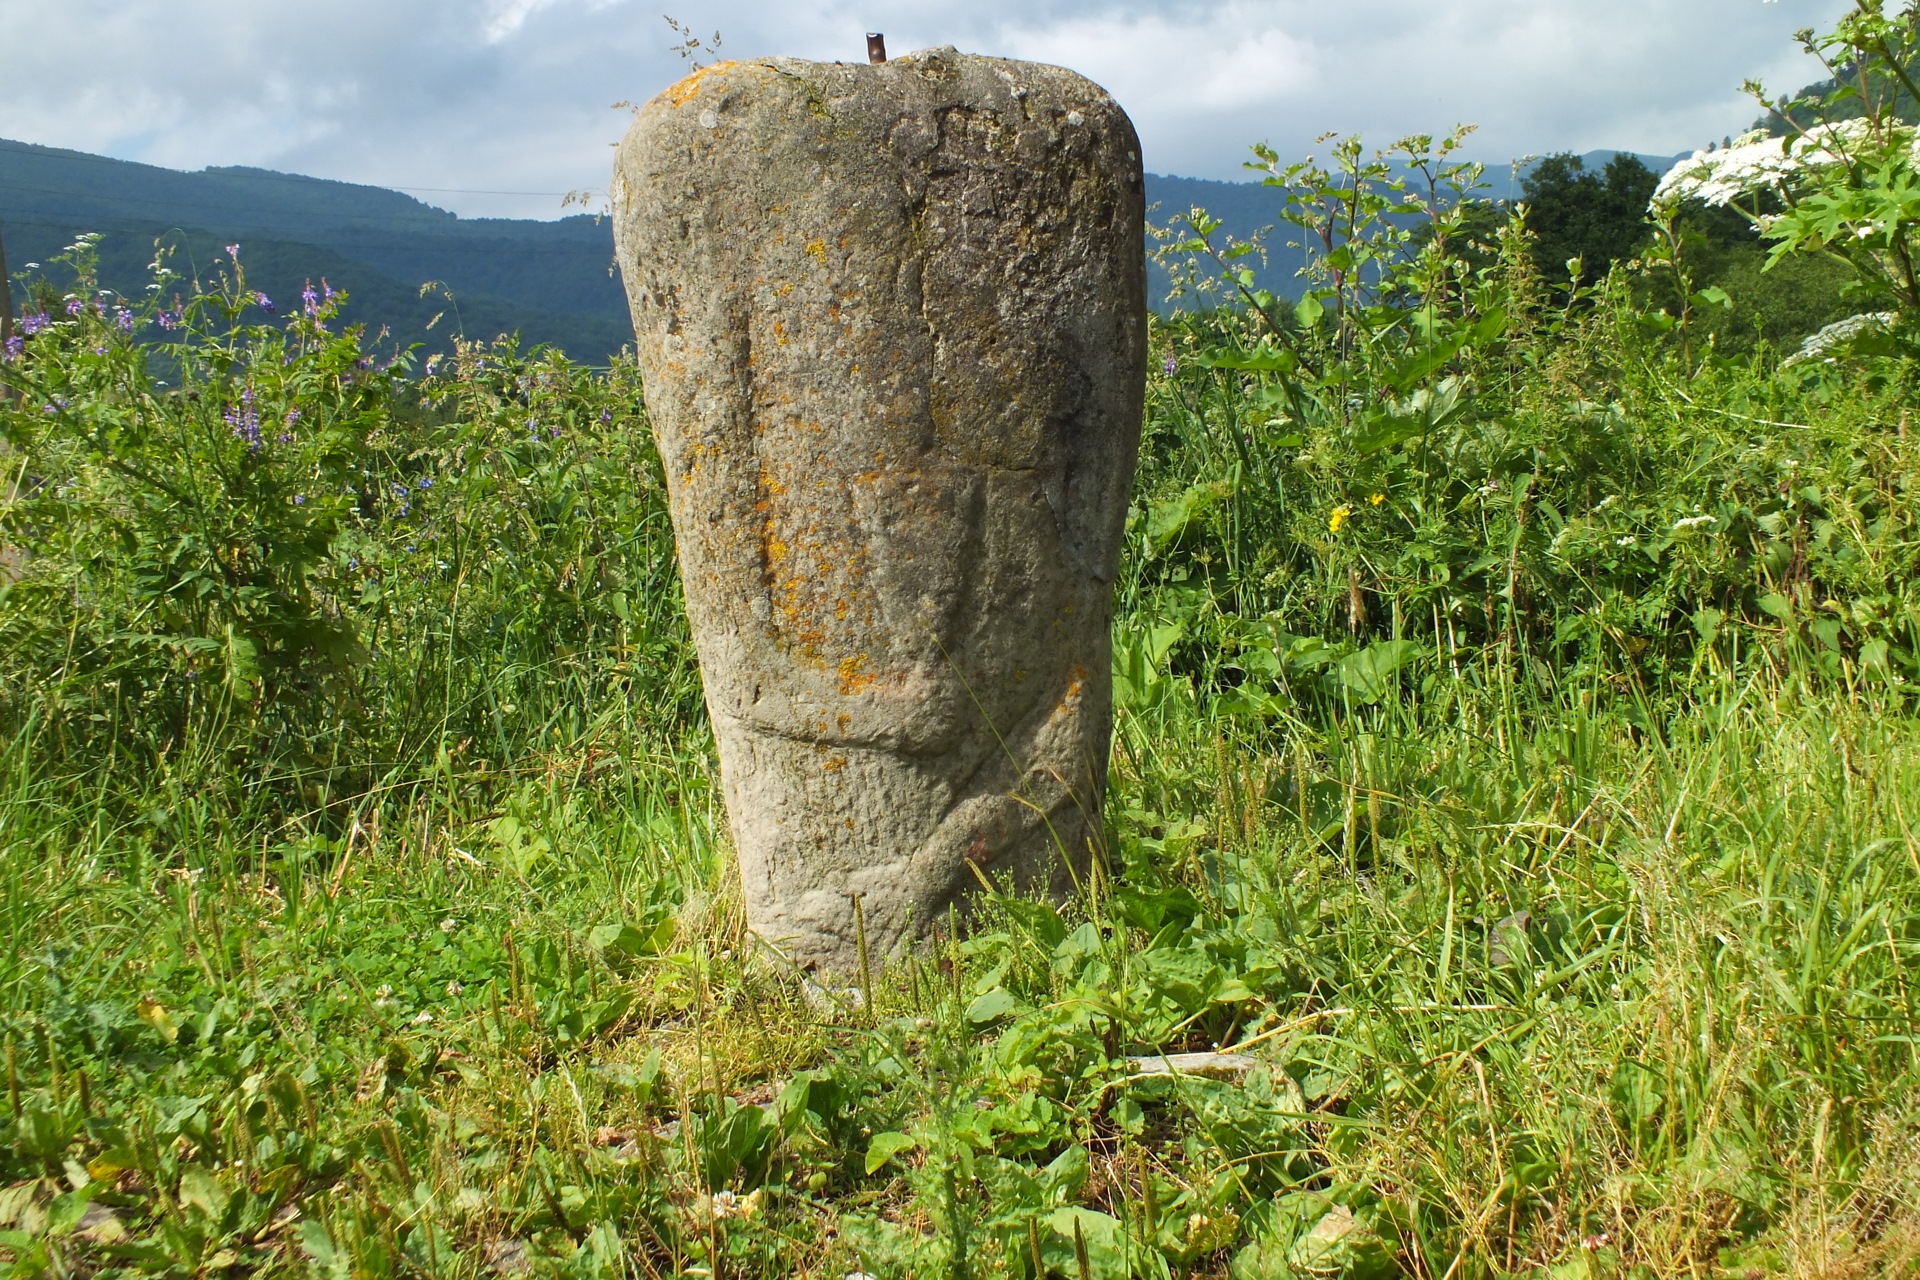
1369, 492, 1385, 505
1329, 505, 1353, 533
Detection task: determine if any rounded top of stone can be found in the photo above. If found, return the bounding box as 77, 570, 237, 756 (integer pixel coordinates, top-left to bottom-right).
641, 47, 1125, 122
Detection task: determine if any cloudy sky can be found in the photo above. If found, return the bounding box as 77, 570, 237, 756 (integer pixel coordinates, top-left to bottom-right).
4, 0, 1855, 219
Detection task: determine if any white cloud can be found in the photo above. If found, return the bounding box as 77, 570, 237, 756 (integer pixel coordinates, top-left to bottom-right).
0, 0, 1858, 218
1002, 5, 1316, 115
484, 0, 566, 43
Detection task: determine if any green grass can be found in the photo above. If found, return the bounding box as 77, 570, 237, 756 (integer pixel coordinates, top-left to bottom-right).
4, 148, 1920, 1279
0, 646, 1915, 1278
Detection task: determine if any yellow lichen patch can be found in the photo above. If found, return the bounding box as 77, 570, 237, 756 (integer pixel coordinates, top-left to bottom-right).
836, 654, 873, 696
805, 238, 827, 263
662, 61, 740, 108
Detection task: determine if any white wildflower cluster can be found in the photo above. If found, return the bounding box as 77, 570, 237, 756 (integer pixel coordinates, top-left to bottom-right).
1649, 122, 1911, 214
1783, 311, 1898, 366
1671, 513, 1718, 532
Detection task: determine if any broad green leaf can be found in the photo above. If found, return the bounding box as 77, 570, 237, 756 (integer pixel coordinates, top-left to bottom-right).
1335, 639, 1419, 704
966, 988, 1019, 1024
864, 1131, 917, 1175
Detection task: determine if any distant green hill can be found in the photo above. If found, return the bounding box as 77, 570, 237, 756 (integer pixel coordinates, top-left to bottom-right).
1141, 151, 1688, 307
2, 139, 1695, 345
0, 138, 632, 362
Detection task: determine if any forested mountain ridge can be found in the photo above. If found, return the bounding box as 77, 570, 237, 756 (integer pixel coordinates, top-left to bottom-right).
0, 137, 632, 361
2, 137, 1690, 356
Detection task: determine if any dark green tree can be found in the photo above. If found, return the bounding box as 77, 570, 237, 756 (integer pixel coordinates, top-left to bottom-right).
1519, 153, 1659, 289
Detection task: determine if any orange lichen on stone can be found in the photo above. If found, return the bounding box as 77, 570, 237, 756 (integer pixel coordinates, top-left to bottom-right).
836, 653, 874, 695
662, 61, 739, 108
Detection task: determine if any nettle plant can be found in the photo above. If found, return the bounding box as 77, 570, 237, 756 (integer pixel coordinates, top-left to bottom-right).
1138, 130, 1543, 702
0, 237, 686, 805
1149, 128, 1515, 584
1138, 110, 1920, 722
1654, 0, 1920, 361
0, 238, 391, 762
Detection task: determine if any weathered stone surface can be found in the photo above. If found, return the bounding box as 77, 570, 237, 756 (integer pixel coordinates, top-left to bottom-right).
611, 48, 1145, 974
1122, 1053, 1261, 1083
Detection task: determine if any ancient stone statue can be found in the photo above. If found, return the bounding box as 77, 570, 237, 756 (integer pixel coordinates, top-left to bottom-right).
612, 47, 1145, 974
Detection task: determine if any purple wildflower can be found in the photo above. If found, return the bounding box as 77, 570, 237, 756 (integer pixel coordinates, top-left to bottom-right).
1163, 354, 1179, 376
225, 386, 262, 450
2, 335, 21, 362
294, 494, 305, 506
322, 279, 335, 301
302, 281, 320, 314
254, 292, 274, 313
93, 346, 107, 356
417, 477, 432, 490
66, 298, 84, 316
599, 407, 612, 425
115, 308, 134, 333
20, 312, 50, 335
157, 309, 180, 330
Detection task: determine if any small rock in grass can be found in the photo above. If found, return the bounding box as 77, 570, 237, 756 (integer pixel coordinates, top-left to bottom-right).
1123, 1051, 1260, 1081
484, 1239, 530, 1278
